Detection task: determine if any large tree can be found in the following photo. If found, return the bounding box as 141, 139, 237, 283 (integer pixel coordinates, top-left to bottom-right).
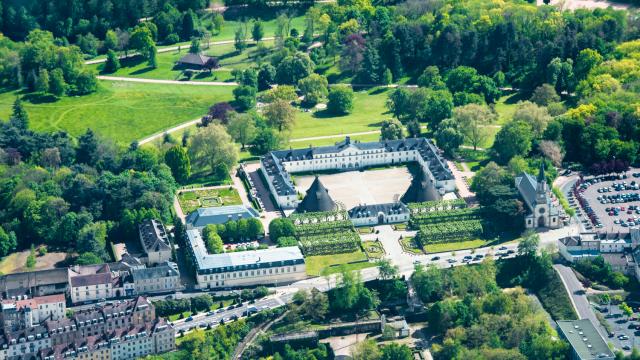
264, 100, 296, 132
298, 74, 328, 106
327, 85, 355, 115
452, 104, 495, 151
492, 121, 533, 164
189, 124, 239, 176
227, 113, 257, 149
164, 145, 191, 184
380, 119, 404, 140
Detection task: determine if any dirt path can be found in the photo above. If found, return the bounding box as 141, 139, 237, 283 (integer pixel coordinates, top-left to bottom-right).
537, 0, 629, 9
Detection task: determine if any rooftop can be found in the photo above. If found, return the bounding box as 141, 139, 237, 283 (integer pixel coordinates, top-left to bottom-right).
132, 262, 179, 281
70, 272, 112, 287
139, 219, 171, 254
186, 205, 259, 228
557, 319, 614, 360
186, 229, 303, 271
296, 177, 336, 213
348, 202, 409, 218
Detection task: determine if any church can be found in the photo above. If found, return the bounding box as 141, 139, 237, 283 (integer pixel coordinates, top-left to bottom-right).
515, 164, 561, 229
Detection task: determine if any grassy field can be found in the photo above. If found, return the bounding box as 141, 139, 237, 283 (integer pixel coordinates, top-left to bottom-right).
0, 82, 234, 144
291, 87, 392, 139
89, 41, 275, 82
0, 249, 67, 274
305, 250, 373, 276
423, 239, 489, 253
177, 187, 242, 214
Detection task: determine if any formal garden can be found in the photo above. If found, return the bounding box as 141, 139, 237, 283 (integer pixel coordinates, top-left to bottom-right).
177, 186, 243, 214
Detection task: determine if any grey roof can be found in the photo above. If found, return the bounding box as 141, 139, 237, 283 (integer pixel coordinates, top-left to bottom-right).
401, 168, 441, 203
138, 219, 171, 254
557, 319, 614, 360
348, 202, 409, 219
185, 229, 303, 273
515, 171, 560, 216
132, 262, 179, 281
70, 272, 112, 287
261, 136, 454, 197
296, 177, 336, 213
186, 205, 259, 228
177, 53, 213, 66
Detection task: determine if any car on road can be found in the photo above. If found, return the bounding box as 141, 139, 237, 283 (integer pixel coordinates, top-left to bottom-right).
207, 311, 215, 316
199, 323, 207, 328
618, 335, 630, 340
185, 316, 193, 322
506, 250, 515, 254
448, 259, 457, 263
216, 308, 225, 313
499, 246, 508, 250
431, 256, 440, 261
231, 315, 239, 321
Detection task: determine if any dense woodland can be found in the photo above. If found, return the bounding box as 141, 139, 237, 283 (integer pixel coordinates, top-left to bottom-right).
0, 99, 177, 265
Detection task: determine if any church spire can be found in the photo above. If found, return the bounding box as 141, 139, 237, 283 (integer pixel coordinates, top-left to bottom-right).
537, 162, 545, 183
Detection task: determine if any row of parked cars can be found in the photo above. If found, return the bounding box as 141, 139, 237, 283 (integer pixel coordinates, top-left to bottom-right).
599, 192, 640, 205
598, 181, 640, 193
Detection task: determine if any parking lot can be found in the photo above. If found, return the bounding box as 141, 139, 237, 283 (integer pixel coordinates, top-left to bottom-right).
593, 303, 640, 351
570, 170, 640, 233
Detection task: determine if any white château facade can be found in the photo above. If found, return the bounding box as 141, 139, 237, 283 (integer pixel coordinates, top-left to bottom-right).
261, 137, 456, 209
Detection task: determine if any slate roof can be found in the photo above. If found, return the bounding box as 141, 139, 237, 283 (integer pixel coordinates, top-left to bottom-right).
177, 53, 213, 67
348, 202, 409, 219
186, 205, 259, 228
186, 229, 303, 273
70, 273, 112, 288
401, 168, 442, 203
131, 262, 179, 281
296, 176, 336, 213
557, 319, 614, 360
139, 219, 171, 254
261, 136, 454, 197
515, 166, 559, 216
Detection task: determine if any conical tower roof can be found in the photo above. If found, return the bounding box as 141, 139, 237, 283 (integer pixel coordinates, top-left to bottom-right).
296, 176, 336, 213
401, 168, 441, 203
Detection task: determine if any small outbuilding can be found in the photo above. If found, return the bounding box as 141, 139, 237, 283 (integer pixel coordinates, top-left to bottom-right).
176, 53, 219, 70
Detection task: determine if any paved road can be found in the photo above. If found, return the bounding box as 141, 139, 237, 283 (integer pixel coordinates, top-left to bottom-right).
554, 264, 607, 338
138, 117, 201, 145
97, 75, 238, 86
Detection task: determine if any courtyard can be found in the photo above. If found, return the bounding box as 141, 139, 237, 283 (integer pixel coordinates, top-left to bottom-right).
293, 167, 412, 210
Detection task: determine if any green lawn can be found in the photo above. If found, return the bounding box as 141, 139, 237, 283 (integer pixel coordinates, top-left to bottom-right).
423, 239, 489, 253
399, 237, 424, 255
305, 250, 372, 276
289, 132, 380, 148
494, 92, 523, 125
362, 241, 385, 260
89, 41, 275, 82
177, 187, 242, 214
291, 87, 392, 139
0, 82, 234, 145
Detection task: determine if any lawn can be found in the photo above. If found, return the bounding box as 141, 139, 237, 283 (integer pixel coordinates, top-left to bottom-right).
177, 187, 242, 214
423, 239, 489, 254
399, 237, 424, 255
305, 250, 372, 276
0, 249, 67, 274
290, 87, 393, 139
289, 132, 381, 149
494, 92, 524, 125
89, 41, 275, 82
0, 82, 234, 145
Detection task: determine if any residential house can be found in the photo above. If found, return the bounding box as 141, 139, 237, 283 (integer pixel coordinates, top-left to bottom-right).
131, 262, 181, 295
138, 219, 172, 265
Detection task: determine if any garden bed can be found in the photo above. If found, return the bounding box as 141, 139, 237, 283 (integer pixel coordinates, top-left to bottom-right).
177, 187, 242, 214
399, 237, 424, 255
362, 241, 385, 260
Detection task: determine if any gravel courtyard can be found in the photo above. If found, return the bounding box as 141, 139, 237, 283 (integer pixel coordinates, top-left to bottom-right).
294, 167, 412, 210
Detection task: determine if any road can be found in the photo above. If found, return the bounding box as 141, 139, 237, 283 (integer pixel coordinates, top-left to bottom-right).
554, 264, 608, 339
97, 75, 238, 86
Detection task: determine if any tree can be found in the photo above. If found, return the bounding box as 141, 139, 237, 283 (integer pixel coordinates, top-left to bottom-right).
104, 30, 118, 51
574, 48, 603, 81
518, 231, 540, 257
227, 113, 257, 149
212, 13, 224, 34
181, 9, 198, 40
547, 57, 575, 95
264, 100, 296, 132
252, 21, 264, 42
189, 124, 239, 176
492, 121, 533, 164
25, 246, 36, 269
512, 101, 552, 137
41, 147, 61, 168
233, 85, 257, 111
406, 120, 421, 138
453, 104, 495, 151
378, 259, 398, 280
381, 344, 413, 360
251, 128, 282, 155
104, 50, 121, 73
435, 119, 464, 156
76, 252, 103, 265
203, 225, 224, 254
351, 339, 381, 360
234, 26, 247, 52
327, 85, 354, 115
530, 84, 560, 106
73, 70, 98, 95
35, 68, 49, 93
276, 52, 314, 85
164, 146, 191, 184
189, 38, 201, 54
417, 66, 446, 89
77, 222, 108, 260
382, 68, 393, 85
538, 140, 564, 167
130, 25, 156, 62
380, 119, 404, 140
0, 226, 17, 257
358, 42, 383, 84
258, 63, 276, 91
10, 97, 29, 130
49, 69, 66, 97
298, 74, 328, 106
208, 102, 234, 124
268, 218, 295, 242
76, 129, 99, 165
261, 86, 297, 103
